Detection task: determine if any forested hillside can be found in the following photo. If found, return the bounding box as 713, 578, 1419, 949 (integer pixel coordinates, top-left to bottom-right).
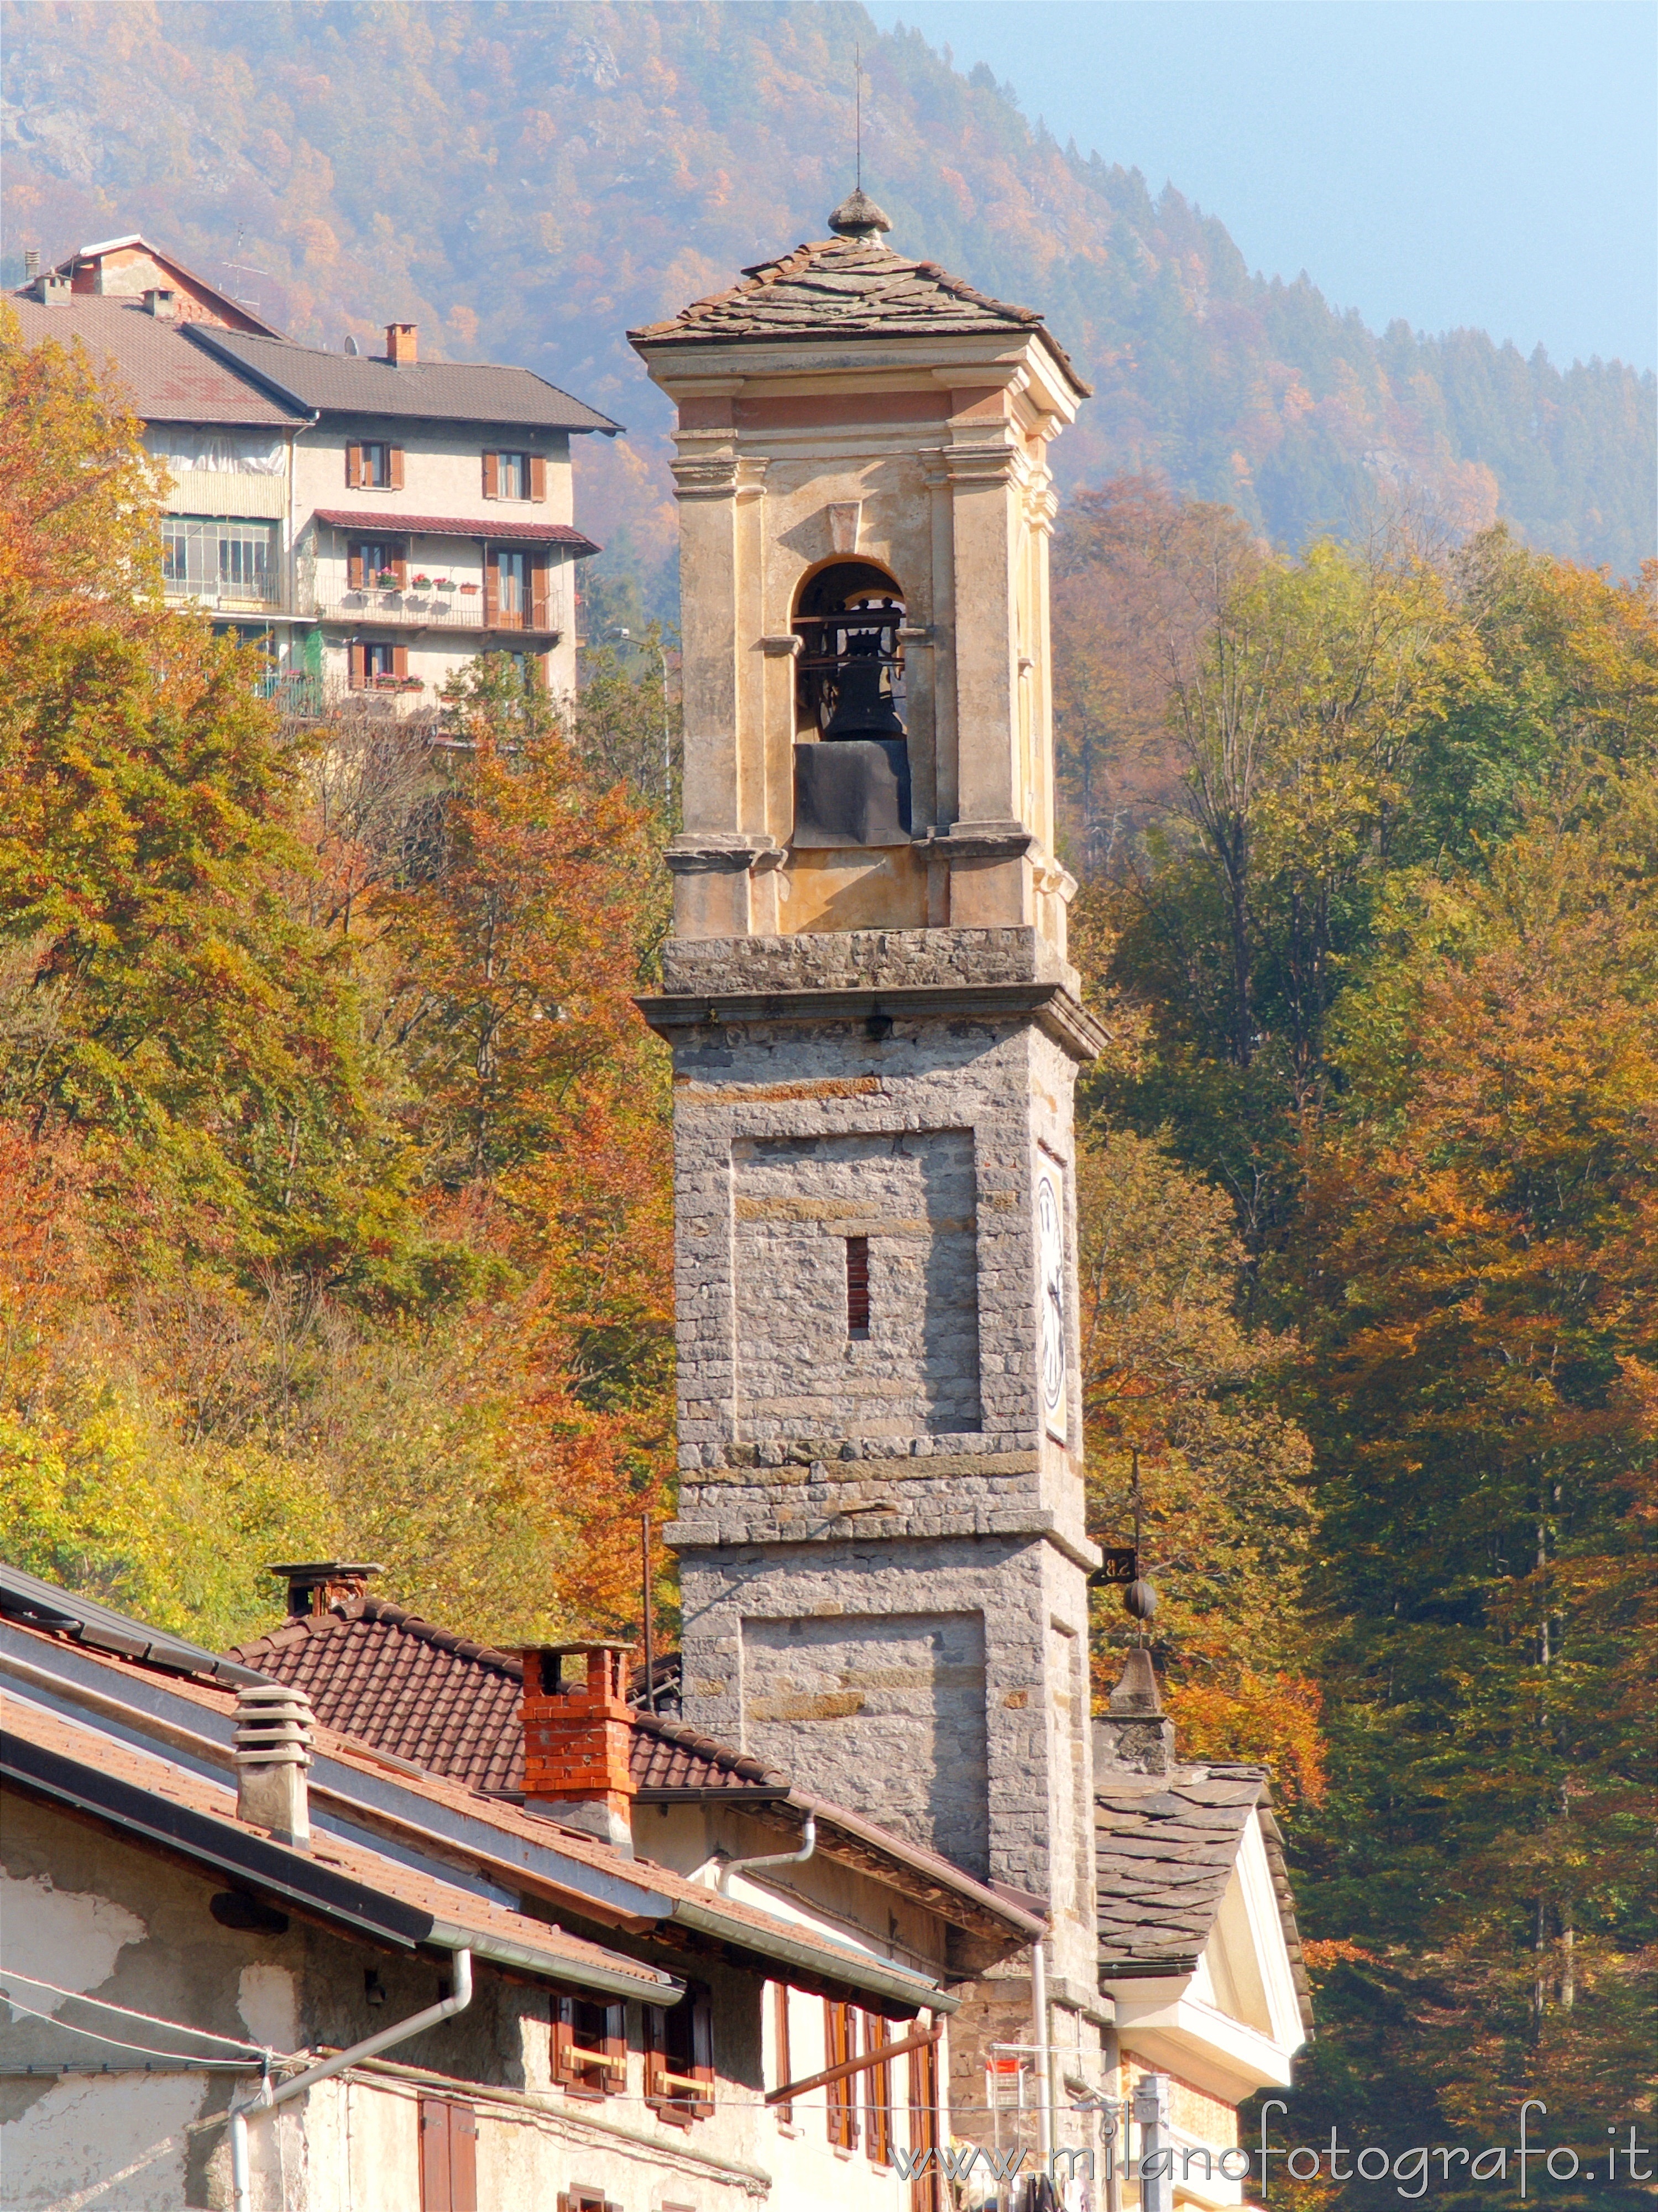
3, 216, 1654, 2197
3, 0, 1652, 581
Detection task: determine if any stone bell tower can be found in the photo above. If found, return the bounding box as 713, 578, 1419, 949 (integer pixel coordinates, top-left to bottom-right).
632, 192, 1106, 2106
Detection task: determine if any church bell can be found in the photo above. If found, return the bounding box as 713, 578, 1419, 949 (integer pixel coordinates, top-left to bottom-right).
822, 616, 906, 742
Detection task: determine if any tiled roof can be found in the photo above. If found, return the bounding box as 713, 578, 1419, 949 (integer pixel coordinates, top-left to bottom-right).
8, 298, 309, 426
3, 1617, 953, 2012
1095, 1763, 1315, 2033
629, 234, 1089, 395
311, 509, 600, 553
2, 1689, 676, 2000
631, 1707, 789, 1794
227, 1598, 525, 1793
226, 1600, 787, 1800
222, 1598, 1042, 1949
190, 327, 622, 434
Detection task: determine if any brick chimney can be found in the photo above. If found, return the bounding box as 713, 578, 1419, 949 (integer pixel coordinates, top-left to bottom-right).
385, 322, 417, 367
521, 1642, 637, 1855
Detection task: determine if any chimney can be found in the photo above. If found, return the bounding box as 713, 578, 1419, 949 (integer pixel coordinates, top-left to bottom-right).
521, 1642, 637, 1855
234, 1683, 314, 1848
385, 322, 417, 367
41, 274, 72, 308
23, 249, 39, 284
1092, 1647, 1178, 1779
266, 1560, 382, 1619
143, 287, 177, 320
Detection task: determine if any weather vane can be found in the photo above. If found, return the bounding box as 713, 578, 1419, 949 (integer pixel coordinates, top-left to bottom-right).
1091, 1447, 1159, 1642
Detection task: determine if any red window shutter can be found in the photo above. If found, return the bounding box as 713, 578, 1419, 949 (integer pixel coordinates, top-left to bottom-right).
825, 2001, 858, 2149
483, 451, 499, 500
772, 1985, 793, 2123
391, 549, 407, 588
908, 2032, 940, 2212
393, 644, 409, 680
531, 556, 550, 631
418, 2097, 451, 2212
865, 2013, 892, 2166
448, 2104, 477, 2212
389, 445, 405, 490
483, 555, 499, 628
348, 643, 366, 691
346, 441, 362, 488
530, 452, 547, 504
348, 544, 364, 590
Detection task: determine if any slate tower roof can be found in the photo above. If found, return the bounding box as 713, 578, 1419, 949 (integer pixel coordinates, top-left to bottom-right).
628, 227, 1089, 396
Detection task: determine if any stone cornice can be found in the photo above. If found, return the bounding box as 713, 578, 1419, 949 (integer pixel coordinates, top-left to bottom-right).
637, 979, 1109, 1064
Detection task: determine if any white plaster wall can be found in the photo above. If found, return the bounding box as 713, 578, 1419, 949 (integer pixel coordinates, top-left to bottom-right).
292, 425, 575, 530
0, 2072, 207, 2212
0, 1867, 146, 2010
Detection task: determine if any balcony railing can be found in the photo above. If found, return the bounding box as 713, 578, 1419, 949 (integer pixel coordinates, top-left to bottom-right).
299, 585, 562, 634
164, 580, 287, 617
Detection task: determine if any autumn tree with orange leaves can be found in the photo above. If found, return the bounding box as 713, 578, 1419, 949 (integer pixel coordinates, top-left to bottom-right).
0, 312, 676, 1647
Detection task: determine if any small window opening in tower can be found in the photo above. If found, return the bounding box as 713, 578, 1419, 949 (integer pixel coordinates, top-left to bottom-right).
794, 562, 906, 742
846, 1235, 871, 1338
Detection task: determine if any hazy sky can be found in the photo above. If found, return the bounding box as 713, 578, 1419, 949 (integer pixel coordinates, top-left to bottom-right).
861, 1, 1657, 372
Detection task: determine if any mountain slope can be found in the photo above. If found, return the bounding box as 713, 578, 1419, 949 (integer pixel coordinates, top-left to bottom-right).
3, 0, 1651, 578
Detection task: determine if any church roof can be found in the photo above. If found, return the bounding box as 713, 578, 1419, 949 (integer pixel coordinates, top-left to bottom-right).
628, 232, 1090, 396
1095, 1762, 1315, 2034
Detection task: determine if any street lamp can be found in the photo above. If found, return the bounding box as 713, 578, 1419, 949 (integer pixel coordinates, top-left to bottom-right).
608, 625, 672, 793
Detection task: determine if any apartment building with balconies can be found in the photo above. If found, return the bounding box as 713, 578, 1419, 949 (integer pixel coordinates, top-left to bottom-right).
13, 235, 618, 710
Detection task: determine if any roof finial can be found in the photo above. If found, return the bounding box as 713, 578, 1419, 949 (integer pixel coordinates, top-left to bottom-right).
828, 44, 892, 243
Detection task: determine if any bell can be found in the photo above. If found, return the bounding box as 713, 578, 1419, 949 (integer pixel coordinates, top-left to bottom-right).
822, 626, 904, 741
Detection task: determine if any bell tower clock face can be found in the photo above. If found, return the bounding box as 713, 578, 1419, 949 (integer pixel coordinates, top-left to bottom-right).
1036, 1159, 1067, 1443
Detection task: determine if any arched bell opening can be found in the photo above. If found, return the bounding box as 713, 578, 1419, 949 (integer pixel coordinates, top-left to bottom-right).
789, 561, 912, 850
792, 561, 907, 742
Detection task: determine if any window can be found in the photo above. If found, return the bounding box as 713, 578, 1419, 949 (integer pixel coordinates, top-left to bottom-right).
864, 2013, 893, 2167
846, 1235, 871, 1338
161, 519, 278, 603
645, 1983, 714, 2124
908, 2031, 941, 2212
348, 540, 404, 591
557, 2195, 621, 2212
347, 440, 402, 490
552, 1996, 625, 2099
484, 450, 546, 502
824, 2000, 858, 2150
348, 641, 406, 690
495, 549, 528, 620
418, 2097, 477, 2212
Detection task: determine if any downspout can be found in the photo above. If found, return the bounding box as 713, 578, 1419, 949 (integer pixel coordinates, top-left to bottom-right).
718, 1812, 816, 1896
1032, 1937, 1053, 2167
229, 1948, 473, 2212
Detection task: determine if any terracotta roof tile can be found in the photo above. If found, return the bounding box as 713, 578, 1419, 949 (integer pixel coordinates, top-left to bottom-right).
226, 1602, 789, 1801
227, 1598, 526, 1793
311, 509, 600, 552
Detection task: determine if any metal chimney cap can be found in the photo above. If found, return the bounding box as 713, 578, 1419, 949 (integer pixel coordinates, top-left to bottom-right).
265, 1561, 383, 1584
828, 188, 892, 239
